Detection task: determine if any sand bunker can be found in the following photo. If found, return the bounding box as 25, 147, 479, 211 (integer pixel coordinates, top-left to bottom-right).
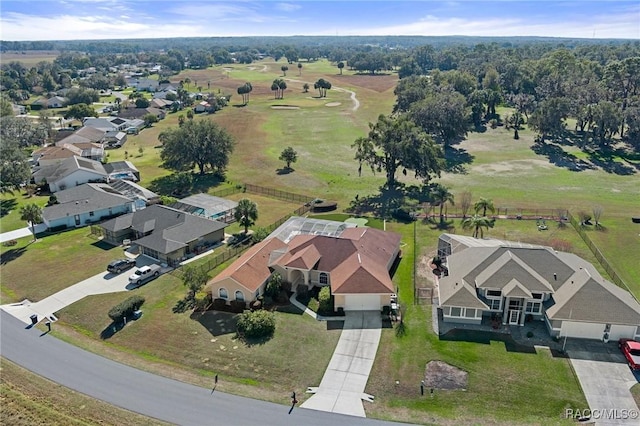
271, 105, 300, 110
325, 102, 341, 107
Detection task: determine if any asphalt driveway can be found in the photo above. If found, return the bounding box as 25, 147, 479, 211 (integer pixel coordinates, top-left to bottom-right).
567, 340, 640, 425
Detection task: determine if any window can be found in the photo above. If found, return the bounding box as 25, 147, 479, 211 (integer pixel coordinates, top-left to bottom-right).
219, 288, 228, 299
235, 290, 244, 302
450, 307, 462, 317
319, 272, 328, 285
89, 211, 94, 217
464, 308, 476, 318
487, 290, 501, 297
531, 293, 543, 300
443, 306, 451, 316
488, 299, 501, 310
525, 302, 541, 314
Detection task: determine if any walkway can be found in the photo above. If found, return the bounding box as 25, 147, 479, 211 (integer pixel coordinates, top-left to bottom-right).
0, 223, 47, 243
302, 311, 382, 417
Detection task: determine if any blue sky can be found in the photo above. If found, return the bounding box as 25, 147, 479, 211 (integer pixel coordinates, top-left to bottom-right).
1, 1, 638, 41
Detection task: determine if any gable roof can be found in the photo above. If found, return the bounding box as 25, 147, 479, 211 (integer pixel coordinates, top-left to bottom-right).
439, 280, 490, 309
42, 183, 132, 221
57, 126, 106, 145
33, 155, 107, 183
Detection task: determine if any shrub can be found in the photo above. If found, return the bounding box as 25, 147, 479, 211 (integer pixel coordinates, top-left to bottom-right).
252, 227, 269, 243
526, 331, 534, 338
108, 295, 145, 322
318, 286, 332, 315
2, 239, 17, 247
265, 273, 282, 298
230, 300, 246, 313
236, 310, 276, 339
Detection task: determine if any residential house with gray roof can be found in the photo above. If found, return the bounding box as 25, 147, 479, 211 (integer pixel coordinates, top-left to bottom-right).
437, 233, 640, 341
42, 183, 135, 229
100, 204, 227, 266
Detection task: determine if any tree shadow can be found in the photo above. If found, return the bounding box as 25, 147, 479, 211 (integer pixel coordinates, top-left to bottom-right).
190, 310, 239, 337
443, 146, 474, 174
91, 240, 116, 250
586, 148, 636, 175
192, 173, 224, 193
346, 185, 406, 219
276, 167, 294, 175
425, 216, 456, 231
0, 246, 27, 265
100, 320, 125, 339
531, 141, 594, 172
0, 198, 17, 218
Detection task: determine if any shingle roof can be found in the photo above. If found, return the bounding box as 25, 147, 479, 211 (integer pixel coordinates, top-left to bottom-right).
100, 204, 226, 254
439, 281, 490, 309
33, 156, 107, 183
42, 183, 132, 221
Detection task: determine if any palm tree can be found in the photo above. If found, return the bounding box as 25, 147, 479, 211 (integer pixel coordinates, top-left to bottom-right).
338, 62, 344, 75
462, 214, 494, 238
474, 197, 495, 216
234, 198, 258, 234
20, 203, 43, 241
297, 62, 302, 76
271, 81, 280, 99
278, 79, 287, 99
303, 83, 310, 93
431, 183, 455, 222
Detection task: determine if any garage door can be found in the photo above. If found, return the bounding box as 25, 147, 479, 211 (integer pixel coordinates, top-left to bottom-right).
608, 325, 637, 341
560, 321, 605, 339
343, 294, 381, 311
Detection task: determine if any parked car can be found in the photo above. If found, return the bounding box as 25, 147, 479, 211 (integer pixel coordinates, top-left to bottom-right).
128, 264, 161, 287
618, 338, 640, 370
107, 258, 136, 274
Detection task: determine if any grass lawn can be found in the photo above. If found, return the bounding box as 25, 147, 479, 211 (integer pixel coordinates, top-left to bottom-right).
0, 192, 49, 234
365, 221, 587, 425
0, 358, 167, 426
0, 228, 124, 303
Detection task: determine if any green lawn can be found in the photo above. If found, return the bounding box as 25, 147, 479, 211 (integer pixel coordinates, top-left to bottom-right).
0, 192, 49, 234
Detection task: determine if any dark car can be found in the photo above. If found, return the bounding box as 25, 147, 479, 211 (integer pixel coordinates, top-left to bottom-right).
107, 258, 136, 274
618, 338, 640, 370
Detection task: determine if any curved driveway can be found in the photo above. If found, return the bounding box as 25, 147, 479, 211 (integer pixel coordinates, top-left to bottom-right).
1, 311, 406, 425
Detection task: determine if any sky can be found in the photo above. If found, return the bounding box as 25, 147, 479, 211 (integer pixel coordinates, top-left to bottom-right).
0, 0, 639, 41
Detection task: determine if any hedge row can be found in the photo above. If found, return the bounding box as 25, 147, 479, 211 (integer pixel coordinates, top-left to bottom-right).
108, 295, 145, 322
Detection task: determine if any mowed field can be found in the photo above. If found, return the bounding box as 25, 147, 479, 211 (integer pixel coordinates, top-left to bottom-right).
1, 58, 638, 424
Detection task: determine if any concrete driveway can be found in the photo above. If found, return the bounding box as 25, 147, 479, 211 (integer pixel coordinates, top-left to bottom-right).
567, 340, 640, 425
1, 255, 163, 325
302, 311, 381, 417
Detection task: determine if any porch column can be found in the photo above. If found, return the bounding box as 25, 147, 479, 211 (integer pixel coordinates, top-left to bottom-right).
502, 296, 509, 325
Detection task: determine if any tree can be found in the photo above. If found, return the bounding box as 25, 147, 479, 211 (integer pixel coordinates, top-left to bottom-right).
182, 266, 210, 301
143, 113, 158, 127
459, 191, 472, 218
234, 198, 258, 234
431, 183, 454, 222
0, 95, 13, 117
302, 83, 310, 93
297, 63, 302, 76
279, 147, 298, 169
271, 80, 280, 99
265, 273, 282, 298
352, 114, 444, 187
0, 138, 30, 193
314, 79, 332, 97
278, 79, 287, 99
135, 98, 150, 108
237, 82, 253, 105
281, 65, 288, 76
271, 79, 287, 99
64, 103, 97, 121
20, 203, 43, 241
337, 61, 344, 75
159, 120, 235, 175
462, 214, 495, 238
409, 87, 468, 146
529, 97, 570, 142
474, 197, 495, 216
592, 205, 604, 229
236, 310, 276, 339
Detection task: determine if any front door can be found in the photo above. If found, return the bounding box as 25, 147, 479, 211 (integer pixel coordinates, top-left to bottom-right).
74, 214, 80, 226
509, 309, 520, 325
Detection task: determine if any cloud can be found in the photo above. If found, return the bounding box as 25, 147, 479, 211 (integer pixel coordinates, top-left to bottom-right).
275, 2, 301, 12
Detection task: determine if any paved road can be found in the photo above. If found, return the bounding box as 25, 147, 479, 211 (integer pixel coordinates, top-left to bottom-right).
1, 311, 407, 425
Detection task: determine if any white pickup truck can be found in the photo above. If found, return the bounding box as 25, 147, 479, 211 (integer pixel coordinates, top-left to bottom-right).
128, 264, 161, 286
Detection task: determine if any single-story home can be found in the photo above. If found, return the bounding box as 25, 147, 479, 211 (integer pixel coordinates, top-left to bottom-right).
42, 183, 135, 229
194, 101, 212, 113
32, 96, 67, 109
437, 233, 640, 341
100, 204, 227, 266
207, 217, 401, 310
104, 160, 140, 181
126, 78, 159, 92
118, 107, 165, 121
56, 126, 106, 146
33, 156, 108, 192
83, 117, 130, 132
33, 143, 104, 166
103, 130, 128, 148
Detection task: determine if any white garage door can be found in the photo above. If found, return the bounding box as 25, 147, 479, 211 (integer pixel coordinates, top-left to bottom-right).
344, 294, 381, 311
560, 321, 605, 339
608, 325, 637, 341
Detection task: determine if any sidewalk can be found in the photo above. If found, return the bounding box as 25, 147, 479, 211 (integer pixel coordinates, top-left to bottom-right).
0, 223, 47, 243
